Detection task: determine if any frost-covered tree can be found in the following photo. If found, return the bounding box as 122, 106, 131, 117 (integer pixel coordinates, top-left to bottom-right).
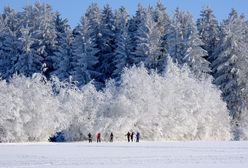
133, 7, 163, 70
212, 9, 248, 128
113, 7, 130, 78
0, 59, 231, 142
84, 3, 102, 84
12, 27, 37, 76
61, 58, 231, 141
127, 4, 146, 65
96, 4, 116, 81
197, 7, 220, 63
0, 14, 9, 77
0, 74, 63, 142
0, 16, 4, 75
153, 0, 171, 68
51, 13, 72, 80
153, 1, 170, 37
0, 7, 20, 79
71, 16, 99, 86
168, 9, 210, 77
84, 3, 101, 43
38, 3, 57, 76
21, 3, 57, 77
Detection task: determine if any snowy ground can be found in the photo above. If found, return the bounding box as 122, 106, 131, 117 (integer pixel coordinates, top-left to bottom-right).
0, 141, 248, 168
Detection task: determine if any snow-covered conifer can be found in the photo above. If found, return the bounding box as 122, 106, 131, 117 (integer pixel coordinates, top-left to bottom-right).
12, 27, 37, 76
113, 7, 130, 78
0, 7, 20, 79
71, 16, 99, 86
168, 8, 210, 77
127, 4, 146, 66
21, 3, 57, 77
197, 7, 220, 62
133, 7, 163, 70
153, 1, 171, 72
212, 9, 248, 127
84, 3, 102, 84
97, 4, 116, 81
51, 13, 72, 80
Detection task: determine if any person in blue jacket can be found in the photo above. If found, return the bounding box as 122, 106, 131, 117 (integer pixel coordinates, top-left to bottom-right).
136, 132, 140, 142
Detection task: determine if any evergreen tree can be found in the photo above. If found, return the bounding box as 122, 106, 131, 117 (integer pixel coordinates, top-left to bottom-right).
21, 3, 57, 77
71, 16, 99, 86
153, 1, 170, 36
37, 3, 57, 77
127, 4, 146, 66
12, 27, 36, 76
0, 14, 8, 77
153, 1, 171, 72
197, 7, 220, 63
0, 7, 20, 79
168, 8, 210, 76
85, 3, 101, 42
84, 3, 102, 84
97, 5, 116, 81
212, 9, 248, 123
50, 13, 72, 80
113, 7, 130, 78
133, 7, 163, 70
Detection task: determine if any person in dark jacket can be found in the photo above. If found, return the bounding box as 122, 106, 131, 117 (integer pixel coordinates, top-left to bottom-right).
136, 132, 140, 142
130, 132, 134, 142
88, 133, 92, 143
96, 132, 101, 143
126, 132, 131, 142
110, 132, 114, 142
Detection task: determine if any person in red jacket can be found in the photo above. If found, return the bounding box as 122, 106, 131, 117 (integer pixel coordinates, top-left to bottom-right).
96, 132, 101, 143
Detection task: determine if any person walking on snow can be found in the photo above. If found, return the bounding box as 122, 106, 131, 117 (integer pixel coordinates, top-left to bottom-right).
126, 132, 131, 142
110, 132, 114, 142
130, 132, 134, 142
136, 132, 140, 142
96, 132, 101, 143
88, 133, 92, 143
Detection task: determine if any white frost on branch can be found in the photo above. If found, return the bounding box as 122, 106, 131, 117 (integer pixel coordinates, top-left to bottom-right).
0, 59, 231, 142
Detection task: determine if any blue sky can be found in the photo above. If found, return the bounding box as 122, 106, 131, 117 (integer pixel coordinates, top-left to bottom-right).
1, 0, 247, 27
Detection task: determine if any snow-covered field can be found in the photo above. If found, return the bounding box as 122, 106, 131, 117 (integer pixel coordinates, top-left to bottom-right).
0, 141, 248, 168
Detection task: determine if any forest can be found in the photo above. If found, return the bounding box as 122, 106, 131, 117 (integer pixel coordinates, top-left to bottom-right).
0, 1, 248, 142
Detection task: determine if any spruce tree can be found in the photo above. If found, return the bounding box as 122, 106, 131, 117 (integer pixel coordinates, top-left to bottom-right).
12, 27, 36, 76
197, 7, 220, 63
168, 8, 210, 76
212, 9, 248, 123
97, 5, 116, 81
153, 1, 171, 72
0, 7, 20, 79
133, 7, 163, 70
84, 3, 102, 84
50, 13, 72, 80
113, 7, 130, 78
21, 3, 57, 77
71, 16, 99, 86
128, 4, 146, 66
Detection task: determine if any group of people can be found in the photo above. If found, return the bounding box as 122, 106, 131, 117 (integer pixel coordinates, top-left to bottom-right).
126, 131, 140, 142
87, 131, 140, 143
87, 132, 114, 143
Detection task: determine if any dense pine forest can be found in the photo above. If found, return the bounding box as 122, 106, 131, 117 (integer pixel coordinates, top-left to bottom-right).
0, 2, 248, 142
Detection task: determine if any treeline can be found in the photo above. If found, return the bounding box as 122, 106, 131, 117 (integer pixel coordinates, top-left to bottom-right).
0, 2, 248, 131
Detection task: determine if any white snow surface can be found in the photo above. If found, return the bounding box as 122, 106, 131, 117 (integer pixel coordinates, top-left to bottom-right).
0, 141, 248, 168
